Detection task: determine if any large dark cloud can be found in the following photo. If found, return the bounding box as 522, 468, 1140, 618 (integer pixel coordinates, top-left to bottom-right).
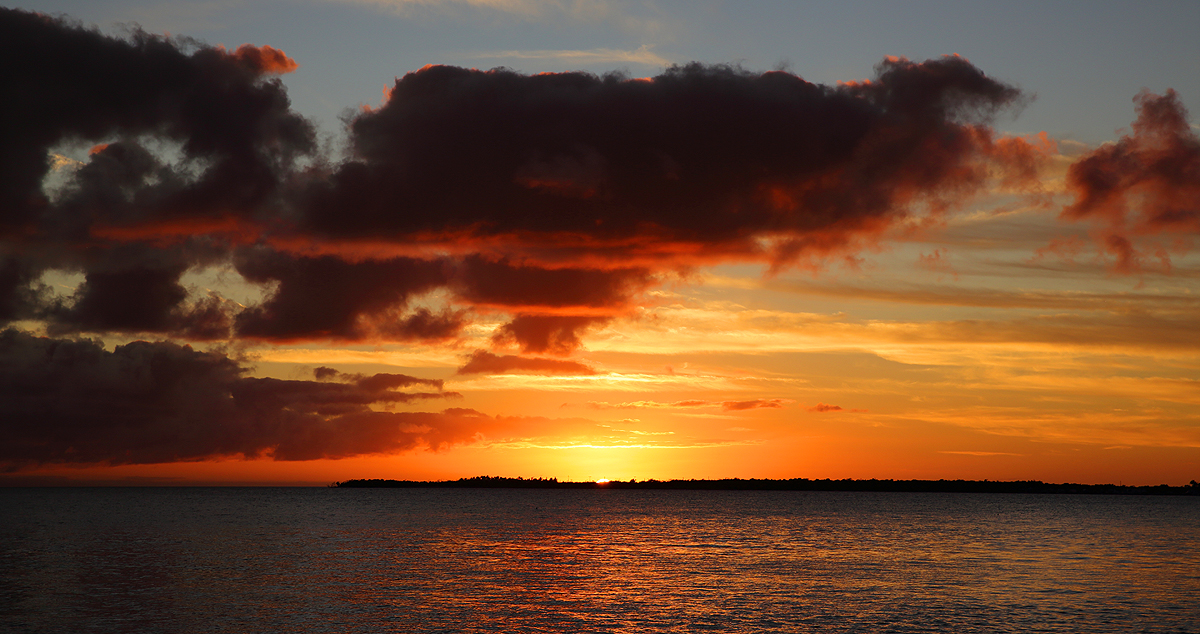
232, 248, 456, 341
451, 256, 652, 309
0, 8, 314, 337
0, 329, 474, 468
0, 8, 313, 231
0, 7, 1043, 353
1063, 90, 1200, 273
300, 56, 1027, 263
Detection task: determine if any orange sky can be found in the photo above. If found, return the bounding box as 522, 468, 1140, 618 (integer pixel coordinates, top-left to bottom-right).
1, 9, 1197, 486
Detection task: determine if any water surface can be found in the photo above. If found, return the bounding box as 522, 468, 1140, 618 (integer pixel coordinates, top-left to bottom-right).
2, 488, 1197, 632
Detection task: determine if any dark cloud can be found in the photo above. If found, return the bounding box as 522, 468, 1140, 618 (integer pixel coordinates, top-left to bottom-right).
0, 329, 472, 468
491, 314, 611, 355
0, 9, 313, 231
47, 263, 187, 332
0, 257, 45, 322
38, 241, 235, 338
377, 306, 467, 341
451, 256, 653, 309
1063, 90, 1200, 273
0, 8, 315, 343
450, 259, 646, 353
233, 249, 452, 341
808, 403, 845, 412
456, 350, 596, 375
353, 372, 444, 392
301, 57, 1027, 265
230, 375, 457, 417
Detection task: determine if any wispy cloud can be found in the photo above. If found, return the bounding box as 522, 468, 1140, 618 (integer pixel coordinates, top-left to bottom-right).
481, 439, 762, 450
477, 44, 669, 66
938, 451, 1023, 456
330, 0, 668, 35
587, 398, 792, 410
122, 0, 244, 33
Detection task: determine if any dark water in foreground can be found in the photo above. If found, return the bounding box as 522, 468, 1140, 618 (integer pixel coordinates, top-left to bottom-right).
1, 488, 1197, 633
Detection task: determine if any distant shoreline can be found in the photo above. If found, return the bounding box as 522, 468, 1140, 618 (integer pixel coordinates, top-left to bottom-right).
333, 476, 1200, 495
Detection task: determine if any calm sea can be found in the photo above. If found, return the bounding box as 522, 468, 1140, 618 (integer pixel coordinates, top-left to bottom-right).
1, 487, 1197, 633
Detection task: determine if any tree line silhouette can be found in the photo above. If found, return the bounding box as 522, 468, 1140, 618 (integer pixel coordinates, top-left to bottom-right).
332, 476, 1200, 495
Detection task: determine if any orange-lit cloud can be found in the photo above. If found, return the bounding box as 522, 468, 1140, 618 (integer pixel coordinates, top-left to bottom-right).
915, 248, 958, 279
456, 350, 597, 375
722, 399, 788, 411
491, 314, 611, 355
1062, 90, 1200, 273
230, 44, 299, 74
585, 399, 792, 411
808, 403, 867, 413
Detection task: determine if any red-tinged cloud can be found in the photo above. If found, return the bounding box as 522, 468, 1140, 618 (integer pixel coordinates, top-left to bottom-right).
491, 314, 611, 355
722, 399, 788, 411
0, 329, 475, 468
456, 350, 596, 375
586, 399, 789, 410
916, 248, 958, 279
231, 44, 298, 74
1063, 90, 1200, 273
809, 403, 843, 412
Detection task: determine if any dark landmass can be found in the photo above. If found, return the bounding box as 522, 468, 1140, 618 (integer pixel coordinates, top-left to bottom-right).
333, 476, 1200, 495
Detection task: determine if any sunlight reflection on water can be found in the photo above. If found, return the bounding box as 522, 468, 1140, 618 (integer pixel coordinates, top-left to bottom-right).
2, 488, 1198, 633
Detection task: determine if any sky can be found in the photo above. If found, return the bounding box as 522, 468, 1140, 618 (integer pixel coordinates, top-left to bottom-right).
1, 0, 1198, 486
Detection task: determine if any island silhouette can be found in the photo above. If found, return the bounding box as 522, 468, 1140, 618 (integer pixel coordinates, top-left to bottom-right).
333, 476, 1200, 495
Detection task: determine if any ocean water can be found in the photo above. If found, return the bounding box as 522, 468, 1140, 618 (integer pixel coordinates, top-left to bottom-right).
1, 488, 1197, 633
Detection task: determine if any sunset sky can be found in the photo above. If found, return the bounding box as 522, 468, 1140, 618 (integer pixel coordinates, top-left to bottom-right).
2, 0, 1198, 485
